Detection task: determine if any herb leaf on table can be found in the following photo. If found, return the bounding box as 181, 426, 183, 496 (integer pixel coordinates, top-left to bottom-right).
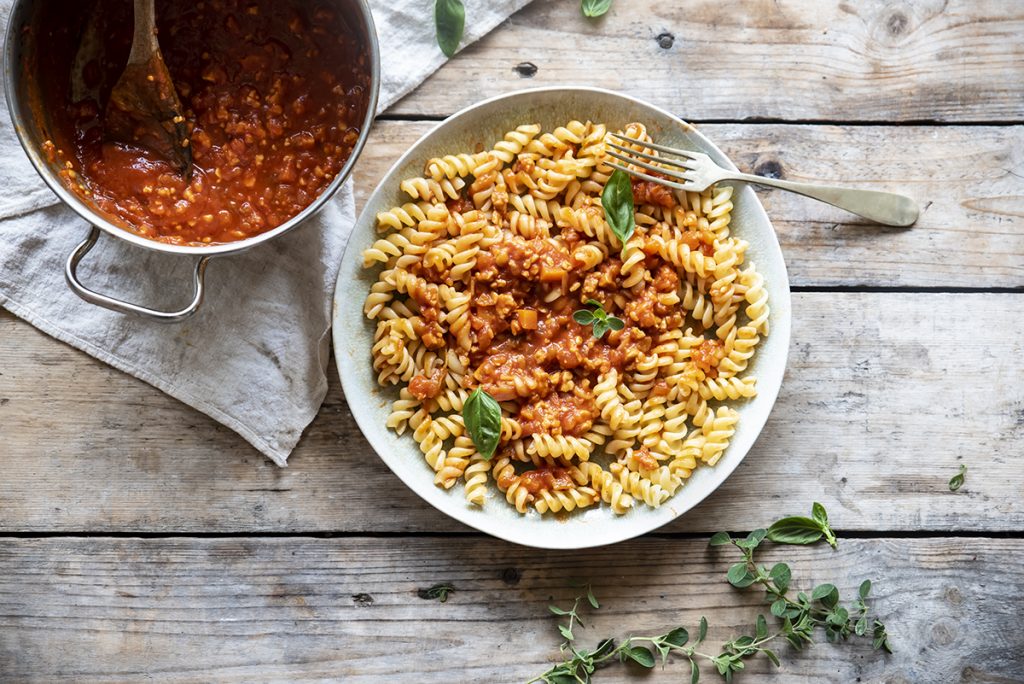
581, 0, 613, 17
949, 464, 967, 491
531, 503, 892, 682
435, 0, 466, 58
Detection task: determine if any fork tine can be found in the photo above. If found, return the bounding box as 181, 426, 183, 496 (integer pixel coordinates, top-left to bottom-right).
606, 149, 693, 182
606, 162, 694, 192
605, 140, 694, 168
608, 132, 699, 160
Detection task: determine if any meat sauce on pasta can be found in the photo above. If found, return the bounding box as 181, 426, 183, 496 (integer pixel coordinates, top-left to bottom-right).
363, 121, 769, 516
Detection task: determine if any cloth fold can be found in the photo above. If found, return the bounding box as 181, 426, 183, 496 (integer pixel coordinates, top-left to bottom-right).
0, 0, 531, 465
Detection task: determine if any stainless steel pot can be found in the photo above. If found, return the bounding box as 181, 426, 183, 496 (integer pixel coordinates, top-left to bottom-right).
4, 0, 380, 322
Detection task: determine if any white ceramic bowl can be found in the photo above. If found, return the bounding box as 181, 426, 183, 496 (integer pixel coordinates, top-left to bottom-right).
333, 87, 791, 549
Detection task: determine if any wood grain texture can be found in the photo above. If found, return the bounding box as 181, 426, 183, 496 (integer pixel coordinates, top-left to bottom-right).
0, 536, 1021, 683
2, 293, 1021, 534
389, 0, 1024, 122
355, 122, 1024, 287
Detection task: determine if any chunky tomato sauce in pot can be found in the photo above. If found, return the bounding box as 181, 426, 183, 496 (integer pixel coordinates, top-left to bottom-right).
33, 0, 373, 245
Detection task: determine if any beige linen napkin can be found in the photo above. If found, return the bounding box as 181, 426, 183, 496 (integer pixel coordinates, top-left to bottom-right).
0, 0, 532, 465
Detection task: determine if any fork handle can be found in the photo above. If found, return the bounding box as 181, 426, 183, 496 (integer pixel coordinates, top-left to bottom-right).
721, 172, 918, 227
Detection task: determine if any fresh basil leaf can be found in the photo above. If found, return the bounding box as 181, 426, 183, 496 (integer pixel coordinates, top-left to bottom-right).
573, 309, 596, 325
698, 616, 708, 644
770, 598, 788, 617
763, 649, 781, 667
462, 388, 501, 460
663, 627, 689, 647
586, 586, 600, 609
624, 645, 655, 668
855, 615, 868, 636
601, 169, 635, 248
949, 463, 966, 491
769, 562, 791, 593
592, 319, 610, 339
812, 502, 828, 526
691, 658, 700, 684
434, 0, 465, 58
734, 635, 754, 648
581, 0, 612, 17
767, 516, 825, 545
859, 579, 872, 600
606, 315, 625, 331
708, 531, 732, 546
548, 605, 569, 616
558, 624, 574, 641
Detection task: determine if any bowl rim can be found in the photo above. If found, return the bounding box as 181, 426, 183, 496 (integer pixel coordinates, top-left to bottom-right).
334, 85, 791, 548
3, 0, 381, 257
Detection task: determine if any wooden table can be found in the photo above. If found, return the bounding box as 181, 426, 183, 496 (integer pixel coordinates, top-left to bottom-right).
2, 2, 1023, 681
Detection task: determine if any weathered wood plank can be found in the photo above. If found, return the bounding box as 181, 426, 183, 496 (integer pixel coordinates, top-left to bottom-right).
0, 537, 1020, 682
389, 0, 1024, 122
1, 292, 1021, 533
355, 122, 1024, 288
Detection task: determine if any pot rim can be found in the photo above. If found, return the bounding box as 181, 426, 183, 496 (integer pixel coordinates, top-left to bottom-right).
3, 0, 381, 257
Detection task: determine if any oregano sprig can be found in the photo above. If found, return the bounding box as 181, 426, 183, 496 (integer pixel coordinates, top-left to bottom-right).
532, 504, 892, 683
573, 299, 624, 339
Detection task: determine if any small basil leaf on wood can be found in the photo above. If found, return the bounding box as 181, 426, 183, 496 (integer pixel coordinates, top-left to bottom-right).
601, 168, 635, 248
767, 516, 825, 545
949, 463, 966, 491
462, 388, 501, 459
581, 0, 612, 17
434, 0, 465, 58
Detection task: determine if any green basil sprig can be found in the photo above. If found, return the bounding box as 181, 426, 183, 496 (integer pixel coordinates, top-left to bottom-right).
766, 501, 838, 548
581, 0, 613, 17
573, 299, 624, 339
601, 168, 635, 251
462, 387, 501, 460
435, 0, 465, 58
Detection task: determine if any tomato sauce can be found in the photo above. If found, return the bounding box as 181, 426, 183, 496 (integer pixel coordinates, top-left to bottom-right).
37, 0, 371, 245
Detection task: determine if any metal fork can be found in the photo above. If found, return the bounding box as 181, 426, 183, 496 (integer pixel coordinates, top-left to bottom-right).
606, 133, 918, 227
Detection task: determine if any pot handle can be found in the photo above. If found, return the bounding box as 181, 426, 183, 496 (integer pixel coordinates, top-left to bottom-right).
65, 226, 212, 323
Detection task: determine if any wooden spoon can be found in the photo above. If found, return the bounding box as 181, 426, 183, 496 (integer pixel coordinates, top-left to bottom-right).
104, 0, 192, 177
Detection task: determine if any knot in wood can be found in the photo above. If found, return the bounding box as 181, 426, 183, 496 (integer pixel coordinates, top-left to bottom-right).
514, 62, 538, 78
